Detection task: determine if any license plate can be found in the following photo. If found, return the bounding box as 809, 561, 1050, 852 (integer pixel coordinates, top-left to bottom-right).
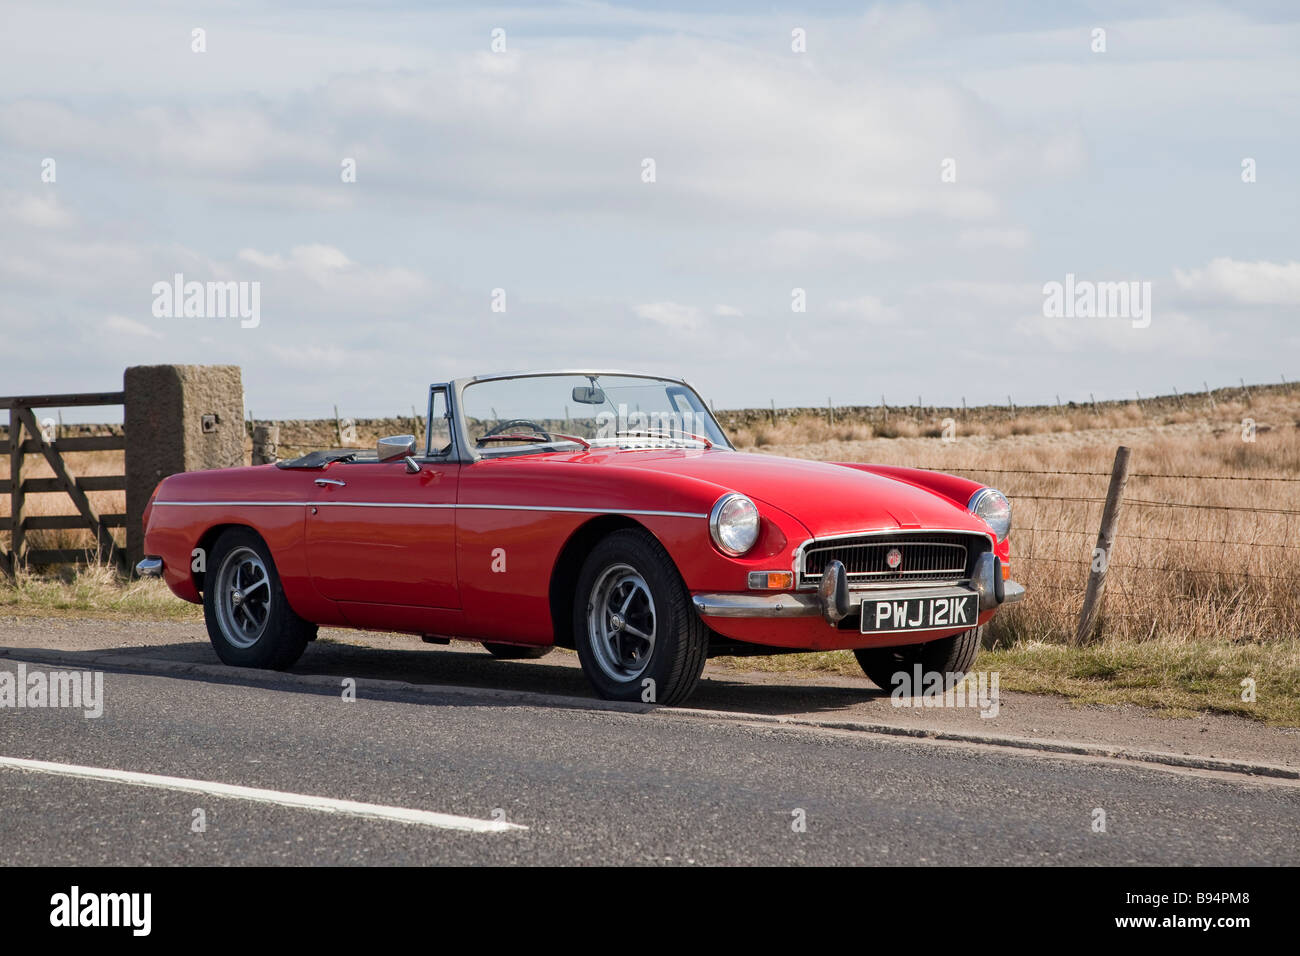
859, 593, 978, 634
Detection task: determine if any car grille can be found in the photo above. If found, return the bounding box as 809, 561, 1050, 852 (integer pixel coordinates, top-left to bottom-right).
799, 531, 986, 589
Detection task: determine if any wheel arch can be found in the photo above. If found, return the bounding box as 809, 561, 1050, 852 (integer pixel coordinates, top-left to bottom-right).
548, 514, 656, 649
193, 522, 264, 594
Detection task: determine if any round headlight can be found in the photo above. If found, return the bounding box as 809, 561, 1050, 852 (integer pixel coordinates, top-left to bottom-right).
968, 487, 1011, 542
709, 493, 760, 556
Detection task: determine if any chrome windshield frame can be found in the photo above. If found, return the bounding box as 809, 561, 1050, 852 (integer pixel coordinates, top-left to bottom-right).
447, 370, 734, 462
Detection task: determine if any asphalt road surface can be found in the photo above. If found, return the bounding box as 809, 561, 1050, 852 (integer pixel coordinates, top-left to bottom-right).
1, 652, 1297, 865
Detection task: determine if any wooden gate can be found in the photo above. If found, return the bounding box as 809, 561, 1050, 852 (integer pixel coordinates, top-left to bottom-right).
1, 391, 128, 576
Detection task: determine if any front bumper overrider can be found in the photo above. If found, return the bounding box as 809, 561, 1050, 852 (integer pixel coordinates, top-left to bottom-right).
691, 554, 1024, 625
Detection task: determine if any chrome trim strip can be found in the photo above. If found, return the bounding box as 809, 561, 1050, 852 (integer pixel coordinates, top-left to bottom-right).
692, 592, 822, 618
792, 527, 996, 590
152, 500, 707, 519
694, 583, 982, 619
457, 504, 706, 518
696, 579, 1025, 619
790, 522, 993, 590
464, 368, 691, 386
153, 501, 314, 506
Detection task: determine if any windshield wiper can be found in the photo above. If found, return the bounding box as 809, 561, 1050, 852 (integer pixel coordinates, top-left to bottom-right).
611, 429, 713, 448
478, 433, 592, 449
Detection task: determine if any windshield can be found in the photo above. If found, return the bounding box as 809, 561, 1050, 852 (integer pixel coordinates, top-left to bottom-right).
460, 374, 730, 455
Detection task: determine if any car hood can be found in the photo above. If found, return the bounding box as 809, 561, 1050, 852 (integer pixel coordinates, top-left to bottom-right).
585, 448, 991, 539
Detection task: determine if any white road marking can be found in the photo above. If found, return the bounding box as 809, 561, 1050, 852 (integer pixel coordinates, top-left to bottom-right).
0, 755, 526, 833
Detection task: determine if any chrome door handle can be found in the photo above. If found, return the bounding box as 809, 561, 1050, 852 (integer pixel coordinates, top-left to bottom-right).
314, 478, 346, 487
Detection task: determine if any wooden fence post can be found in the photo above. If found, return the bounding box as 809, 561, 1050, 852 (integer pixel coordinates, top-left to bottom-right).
9, 408, 25, 568
1073, 445, 1132, 646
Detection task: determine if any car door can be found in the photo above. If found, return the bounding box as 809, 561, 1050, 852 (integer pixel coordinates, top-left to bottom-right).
305, 458, 460, 609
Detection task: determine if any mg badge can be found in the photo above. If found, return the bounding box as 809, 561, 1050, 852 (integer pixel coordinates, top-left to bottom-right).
886, 547, 903, 570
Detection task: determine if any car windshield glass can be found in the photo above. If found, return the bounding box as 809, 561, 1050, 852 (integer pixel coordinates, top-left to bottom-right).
461, 374, 729, 455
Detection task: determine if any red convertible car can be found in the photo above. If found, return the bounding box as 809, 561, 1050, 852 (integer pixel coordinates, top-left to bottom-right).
138, 370, 1023, 704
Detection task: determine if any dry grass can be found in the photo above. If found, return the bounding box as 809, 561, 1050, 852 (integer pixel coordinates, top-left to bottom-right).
0, 448, 126, 557
0, 563, 198, 620
712, 637, 1300, 726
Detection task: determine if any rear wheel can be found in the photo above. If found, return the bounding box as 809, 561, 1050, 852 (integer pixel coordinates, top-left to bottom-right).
203, 528, 315, 669
854, 626, 982, 692
574, 529, 708, 705
482, 642, 553, 660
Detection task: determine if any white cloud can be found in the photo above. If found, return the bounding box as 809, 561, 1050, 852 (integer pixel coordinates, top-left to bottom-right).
237, 249, 288, 270
268, 344, 355, 370
1173, 257, 1300, 307
104, 314, 161, 339
759, 229, 899, 265
957, 227, 1030, 250
1, 191, 72, 228
825, 295, 901, 324
237, 244, 428, 306
634, 301, 702, 332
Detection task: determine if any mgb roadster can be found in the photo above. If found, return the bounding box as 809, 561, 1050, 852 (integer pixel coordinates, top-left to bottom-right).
138, 370, 1023, 704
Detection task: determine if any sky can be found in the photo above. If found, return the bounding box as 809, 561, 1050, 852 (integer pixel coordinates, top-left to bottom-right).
0, 0, 1297, 420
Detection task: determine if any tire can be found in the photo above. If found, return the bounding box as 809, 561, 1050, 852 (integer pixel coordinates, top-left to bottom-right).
202, 528, 315, 670
573, 528, 708, 705
854, 625, 983, 692
482, 642, 554, 660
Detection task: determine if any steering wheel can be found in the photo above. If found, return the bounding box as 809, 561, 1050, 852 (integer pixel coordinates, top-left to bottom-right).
480, 419, 553, 445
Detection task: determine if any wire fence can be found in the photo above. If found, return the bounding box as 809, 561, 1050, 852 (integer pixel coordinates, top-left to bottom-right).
917, 460, 1300, 643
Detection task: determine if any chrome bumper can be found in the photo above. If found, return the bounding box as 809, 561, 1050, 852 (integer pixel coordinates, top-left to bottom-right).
135, 556, 163, 577
694, 557, 1025, 623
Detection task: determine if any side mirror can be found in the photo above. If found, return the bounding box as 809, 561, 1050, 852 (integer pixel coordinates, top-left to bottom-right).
377, 434, 416, 461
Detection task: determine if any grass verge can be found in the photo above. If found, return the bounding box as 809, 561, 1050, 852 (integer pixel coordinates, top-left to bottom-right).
0, 566, 200, 622
713, 636, 1300, 726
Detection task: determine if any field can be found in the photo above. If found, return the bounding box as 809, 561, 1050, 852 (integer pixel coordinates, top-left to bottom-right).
3, 384, 1298, 723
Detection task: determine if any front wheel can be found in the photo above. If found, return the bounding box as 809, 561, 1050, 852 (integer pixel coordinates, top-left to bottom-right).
573, 529, 708, 705
854, 626, 982, 692
203, 528, 316, 669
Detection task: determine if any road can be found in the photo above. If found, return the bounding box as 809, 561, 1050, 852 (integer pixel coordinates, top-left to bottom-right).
1, 641, 1298, 865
